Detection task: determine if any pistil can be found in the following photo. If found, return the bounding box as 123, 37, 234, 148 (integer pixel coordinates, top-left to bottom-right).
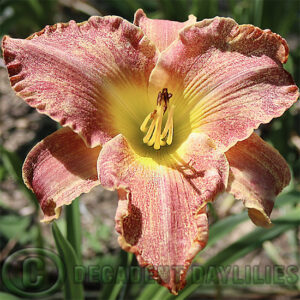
140, 88, 175, 150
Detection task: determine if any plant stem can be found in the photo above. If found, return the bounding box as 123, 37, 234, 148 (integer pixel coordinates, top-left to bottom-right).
66, 198, 82, 264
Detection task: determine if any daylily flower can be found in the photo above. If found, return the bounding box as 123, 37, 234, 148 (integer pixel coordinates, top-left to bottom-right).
2, 9, 299, 294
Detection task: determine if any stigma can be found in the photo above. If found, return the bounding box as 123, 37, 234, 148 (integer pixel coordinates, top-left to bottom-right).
140, 88, 175, 150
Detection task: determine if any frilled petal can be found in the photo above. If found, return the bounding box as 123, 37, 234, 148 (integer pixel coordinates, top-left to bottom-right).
226, 133, 291, 227
134, 9, 196, 52
2, 16, 158, 148
23, 128, 101, 222
98, 133, 228, 294
149, 17, 299, 152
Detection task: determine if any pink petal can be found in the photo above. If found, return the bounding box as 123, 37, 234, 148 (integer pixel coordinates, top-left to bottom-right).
149, 17, 299, 152
134, 9, 196, 52
226, 133, 291, 227
98, 133, 228, 294
2, 16, 158, 148
23, 127, 101, 222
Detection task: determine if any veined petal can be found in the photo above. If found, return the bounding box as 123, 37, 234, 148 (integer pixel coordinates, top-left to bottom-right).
226, 133, 291, 227
2, 16, 158, 148
23, 128, 101, 222
149, 17, 299, 152
134, 9, 196, 52
98, 133, 228, 294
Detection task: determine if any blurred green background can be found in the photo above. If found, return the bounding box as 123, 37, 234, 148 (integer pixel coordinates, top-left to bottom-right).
0, 0, 299, 299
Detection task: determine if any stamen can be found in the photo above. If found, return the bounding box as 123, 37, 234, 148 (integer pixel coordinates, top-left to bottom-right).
140, 112, 152, 132
166, 121, 173, 145
143, 114, 157, 143
154, 106, 163, 150
140, 88, 175, 150
147, 106, 162, 147
161, 104, 175, 140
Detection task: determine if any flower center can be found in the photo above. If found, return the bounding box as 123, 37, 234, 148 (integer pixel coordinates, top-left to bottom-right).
140, 88, 175, 150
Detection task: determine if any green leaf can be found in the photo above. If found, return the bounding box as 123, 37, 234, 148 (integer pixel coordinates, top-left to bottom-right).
0, 292, 20, 300
52, 222, 84, 300
0, 146, 38, 209
0, 146, 44, 248
136, 283, 158, 300
175, 208, 300, 300
0, 165, 7, 181
0, 215, 31, 240
207, 211, 248, 247
263, 241, 285, 265
275, 191, 300, 208
253, 0, 264, 27
100, 251, 134, 300
28, 0, 43, 18
147, 207, 300, 300
159, 0, 189, 21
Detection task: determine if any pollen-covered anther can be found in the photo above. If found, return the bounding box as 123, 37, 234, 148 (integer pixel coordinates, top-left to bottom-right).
140, 88, 175, 150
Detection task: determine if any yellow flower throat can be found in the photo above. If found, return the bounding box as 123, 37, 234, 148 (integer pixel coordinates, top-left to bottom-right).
140, 88, 175, 150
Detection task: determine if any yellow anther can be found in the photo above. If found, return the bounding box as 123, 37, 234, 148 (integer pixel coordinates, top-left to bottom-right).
143, 114, 157, 143
155, 106, 164, 149
140, 112, 152, 132
161, 104, 175, 140
140, 88, 175, 150
166, 121, 173, 145
147, 106, 162, 147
